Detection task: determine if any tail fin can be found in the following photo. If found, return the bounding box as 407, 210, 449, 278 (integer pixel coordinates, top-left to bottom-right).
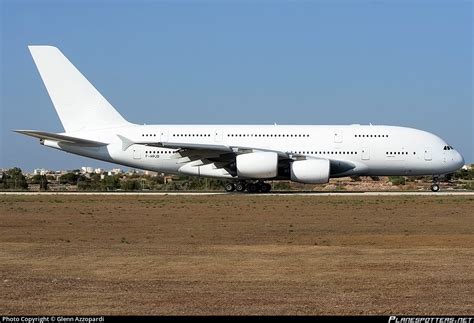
28, 45, 131, 132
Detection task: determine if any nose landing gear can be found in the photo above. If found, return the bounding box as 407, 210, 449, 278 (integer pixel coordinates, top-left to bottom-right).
430, 176, 440, 192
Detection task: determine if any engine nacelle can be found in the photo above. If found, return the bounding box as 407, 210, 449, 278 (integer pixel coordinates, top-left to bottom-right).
236, 152, 278, 179
290, 159, 330, 184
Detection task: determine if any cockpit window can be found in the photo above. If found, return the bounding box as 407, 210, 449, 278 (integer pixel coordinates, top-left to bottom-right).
443, 145, 454, 150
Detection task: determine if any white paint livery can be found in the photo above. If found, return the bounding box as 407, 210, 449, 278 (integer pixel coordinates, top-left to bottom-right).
16, 46, 465, 192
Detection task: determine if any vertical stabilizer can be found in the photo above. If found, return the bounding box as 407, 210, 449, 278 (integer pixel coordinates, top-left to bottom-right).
28, 45, 131, 132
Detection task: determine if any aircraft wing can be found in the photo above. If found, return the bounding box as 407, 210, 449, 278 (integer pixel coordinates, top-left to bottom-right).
117, 135, 290, 158
14, 130, 108, 147
166, 141, 356, 175
116, 135, 356, 174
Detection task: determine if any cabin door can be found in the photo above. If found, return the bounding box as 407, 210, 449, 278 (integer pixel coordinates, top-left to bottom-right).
160, 129, 169, 142
361, 147, 370, 160
133, 147, 141, 159
214, 129, 223, 142
424, 147, 432, 161
334, 130, 343, 143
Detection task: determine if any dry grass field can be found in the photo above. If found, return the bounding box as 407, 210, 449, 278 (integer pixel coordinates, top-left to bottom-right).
0, 194, 472, 315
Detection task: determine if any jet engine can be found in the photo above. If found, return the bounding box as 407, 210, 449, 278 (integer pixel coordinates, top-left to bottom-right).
236, 152, 278, 179
290, 159, 330, 184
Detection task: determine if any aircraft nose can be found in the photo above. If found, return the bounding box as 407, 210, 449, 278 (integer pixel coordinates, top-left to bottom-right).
454, 151, 465, 169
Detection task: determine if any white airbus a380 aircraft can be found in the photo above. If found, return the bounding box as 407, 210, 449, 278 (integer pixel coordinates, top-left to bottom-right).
16, 46, 464, 193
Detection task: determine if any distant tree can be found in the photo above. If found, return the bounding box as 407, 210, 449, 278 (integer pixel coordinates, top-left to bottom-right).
454, 168, 474, 180
77, 176, 99, 191
39, 175, 48, 191
2, 168, 28, 190
90, 173, 101, 182
187, 177, 207, 190
0, 172, 7, 189
30, 174, 43, 184
74, 174, 102, 189
59, 172, 78, 184
121, 179, 140, 191
463, 181, 474, 190
77, 179, 92, 191
207, 178, 227, 190
146, 176, 164, 190
389, 176, 406, 186
164, 181, 181, 191
101, 175, 120, 191
273, 181, 291, 191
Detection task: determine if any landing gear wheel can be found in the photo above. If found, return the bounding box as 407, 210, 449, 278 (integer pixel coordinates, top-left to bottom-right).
247, 183, 259, 194
430, 183, 440, 192
225, 183, 235, 192
235, 183, 246, 192
260, 183, 271, 193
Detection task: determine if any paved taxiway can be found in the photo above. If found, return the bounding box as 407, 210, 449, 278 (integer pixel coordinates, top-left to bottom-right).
1, 191, 473, 196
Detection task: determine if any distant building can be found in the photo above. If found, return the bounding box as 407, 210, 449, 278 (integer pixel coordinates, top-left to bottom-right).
81, 166, 94, 174
145, 170, 158, 176
462, 164, 473, 170
33, 168, 48, 176
94, 168, 103, 174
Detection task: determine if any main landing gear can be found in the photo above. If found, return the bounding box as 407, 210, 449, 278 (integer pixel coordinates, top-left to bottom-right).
224, 181, 272, 193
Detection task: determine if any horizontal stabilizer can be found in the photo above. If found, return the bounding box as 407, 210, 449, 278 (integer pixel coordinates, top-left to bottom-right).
14, 130, 108, 146
117, 134, 134, 151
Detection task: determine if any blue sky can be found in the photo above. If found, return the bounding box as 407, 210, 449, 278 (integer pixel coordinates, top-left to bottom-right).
1, 0, 472, 172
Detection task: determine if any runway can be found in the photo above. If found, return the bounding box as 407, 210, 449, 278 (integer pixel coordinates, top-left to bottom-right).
1, 191, 473, 196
